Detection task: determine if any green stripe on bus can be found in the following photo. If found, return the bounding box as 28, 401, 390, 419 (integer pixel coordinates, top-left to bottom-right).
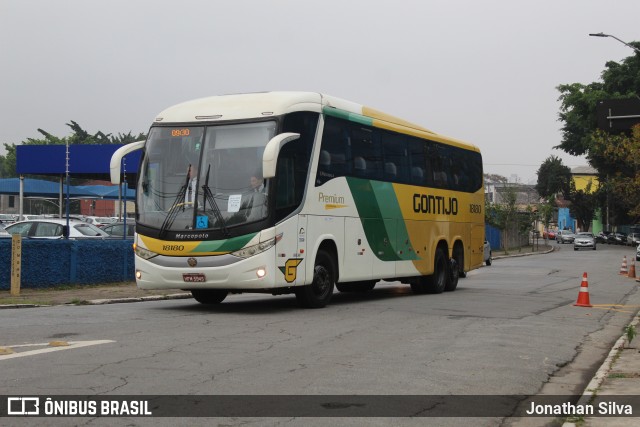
346, 177, 419, 261
193, 232, 258, 253
322, 106, 374, 126
371, 181, 418, 261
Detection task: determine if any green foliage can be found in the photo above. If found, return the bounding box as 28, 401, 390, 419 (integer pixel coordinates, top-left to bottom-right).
485, 185, 519, 250
556, 46, 640, 225
625, 324, 637, 347
556, 46, 640, 156
589, 125, 640, 223
539, 202, 554, 229
535, 155, 571, 200
555, 82, 607, 156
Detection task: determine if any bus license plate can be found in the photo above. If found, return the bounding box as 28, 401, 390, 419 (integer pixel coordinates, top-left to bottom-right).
183, 273, 206, 283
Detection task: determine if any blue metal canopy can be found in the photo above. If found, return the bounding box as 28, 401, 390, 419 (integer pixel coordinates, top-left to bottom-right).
0, 178, 134, 200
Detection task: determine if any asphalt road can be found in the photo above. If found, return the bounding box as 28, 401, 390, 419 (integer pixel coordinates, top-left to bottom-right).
1, 243, 639, 427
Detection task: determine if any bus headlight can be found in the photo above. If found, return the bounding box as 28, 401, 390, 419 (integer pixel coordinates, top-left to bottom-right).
135, 245, 158, 260
231, 233, 282, 259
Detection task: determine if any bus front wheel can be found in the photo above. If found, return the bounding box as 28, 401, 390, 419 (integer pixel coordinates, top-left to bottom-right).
295, 250, 335, 308
191, 289, 228, 304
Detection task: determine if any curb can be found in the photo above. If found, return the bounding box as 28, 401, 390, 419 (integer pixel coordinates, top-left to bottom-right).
0, 293, 193, 309
85, 293, 192, 305
561, 312, 640, 427
493, 245, 555, 260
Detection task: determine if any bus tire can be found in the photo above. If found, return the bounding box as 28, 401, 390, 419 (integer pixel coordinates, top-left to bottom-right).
295, 250, 335, 308
445, 258, 459, 292
410, 247, 447, 294
337, 280, 376, 292
453, 244, 466, 278
425, 247, 448, 294
191, 289, 228, 304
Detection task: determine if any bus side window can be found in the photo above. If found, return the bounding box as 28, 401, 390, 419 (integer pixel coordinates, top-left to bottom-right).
316, 150, 334, 185
277, 112, 317, 221
381, 131, 408, 183
408, 137, 428, 186
316, 116, 348, 186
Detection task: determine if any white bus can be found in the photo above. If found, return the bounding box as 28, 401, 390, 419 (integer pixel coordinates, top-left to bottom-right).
111, 92, 484, 308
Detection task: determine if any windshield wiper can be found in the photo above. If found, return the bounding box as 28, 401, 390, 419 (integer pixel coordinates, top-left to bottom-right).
159, 165, 191, 238
201, 164, 230, 237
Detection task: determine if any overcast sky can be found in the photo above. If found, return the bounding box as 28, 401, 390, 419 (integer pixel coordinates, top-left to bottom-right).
2, 0, 639, 183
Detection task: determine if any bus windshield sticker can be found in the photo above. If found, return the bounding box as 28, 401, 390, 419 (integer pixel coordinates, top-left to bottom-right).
228, 194, 242, 213
196, 216, 209, 229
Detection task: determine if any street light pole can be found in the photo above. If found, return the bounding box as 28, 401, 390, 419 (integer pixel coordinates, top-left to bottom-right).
589, 32, 640, 55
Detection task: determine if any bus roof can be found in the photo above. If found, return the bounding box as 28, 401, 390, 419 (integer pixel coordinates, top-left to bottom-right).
154, 91, 479, 152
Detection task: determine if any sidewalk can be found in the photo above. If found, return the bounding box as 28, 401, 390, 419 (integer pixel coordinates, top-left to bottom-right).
0, 281, 191, 308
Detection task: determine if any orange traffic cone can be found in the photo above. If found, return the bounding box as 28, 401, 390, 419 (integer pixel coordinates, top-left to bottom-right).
628, 261, 636, 279
619, 256, 629, 275
574, 272, 593, 307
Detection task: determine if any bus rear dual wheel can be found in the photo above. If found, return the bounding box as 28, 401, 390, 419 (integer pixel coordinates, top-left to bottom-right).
410, 247, 459, 294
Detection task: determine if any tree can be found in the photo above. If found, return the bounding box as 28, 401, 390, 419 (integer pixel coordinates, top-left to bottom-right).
556, 45, 640, 224
535, 155, 571, 200
485, 185, 518, 252
556, 44, 640, 157
568, 180, 598, 232
589, 124, 640, 224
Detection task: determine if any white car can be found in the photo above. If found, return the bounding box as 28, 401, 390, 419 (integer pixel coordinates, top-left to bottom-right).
4, 219, 109, 239
83, 216, 118, 228
483, 240, 492, 266
557, 230, 576, 244
574, 232, 596, 251
636, 244, 640, 262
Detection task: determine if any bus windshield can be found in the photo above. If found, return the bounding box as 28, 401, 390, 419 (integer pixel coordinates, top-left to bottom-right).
137, 121, 277, 234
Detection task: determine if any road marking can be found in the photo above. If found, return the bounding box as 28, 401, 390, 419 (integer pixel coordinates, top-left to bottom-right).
0, 340, 115, 361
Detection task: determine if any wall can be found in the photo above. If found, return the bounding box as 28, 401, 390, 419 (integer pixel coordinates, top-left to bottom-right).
0, 238, 134, 289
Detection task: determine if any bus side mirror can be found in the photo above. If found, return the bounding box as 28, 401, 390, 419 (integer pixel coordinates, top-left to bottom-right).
262, 133, 300, 179
110, 140, 145, 184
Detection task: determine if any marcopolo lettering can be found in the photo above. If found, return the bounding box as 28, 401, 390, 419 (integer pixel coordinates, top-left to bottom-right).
412, 193, 458, 215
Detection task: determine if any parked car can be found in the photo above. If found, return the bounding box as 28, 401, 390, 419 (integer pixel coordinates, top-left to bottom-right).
0, 223, 9, 237
636, 244, 640, 262
83, 216, 118, 228
4, 219, 109, 239
102, 222, 135, 237
557, 230, 575, 244
611, 232, 628, 245
483, 240, 492, 266
627, 233, 640, 246
574, 232, 596, 251
595, 231, 610, 244
544, 229, 556, 240
0, 214, 17, 223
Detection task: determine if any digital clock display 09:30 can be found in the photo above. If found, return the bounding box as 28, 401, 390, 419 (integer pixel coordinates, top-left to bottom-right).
171, 128, 191, 137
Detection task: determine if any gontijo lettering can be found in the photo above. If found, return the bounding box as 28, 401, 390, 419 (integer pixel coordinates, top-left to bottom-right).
413, 193, 458, 215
